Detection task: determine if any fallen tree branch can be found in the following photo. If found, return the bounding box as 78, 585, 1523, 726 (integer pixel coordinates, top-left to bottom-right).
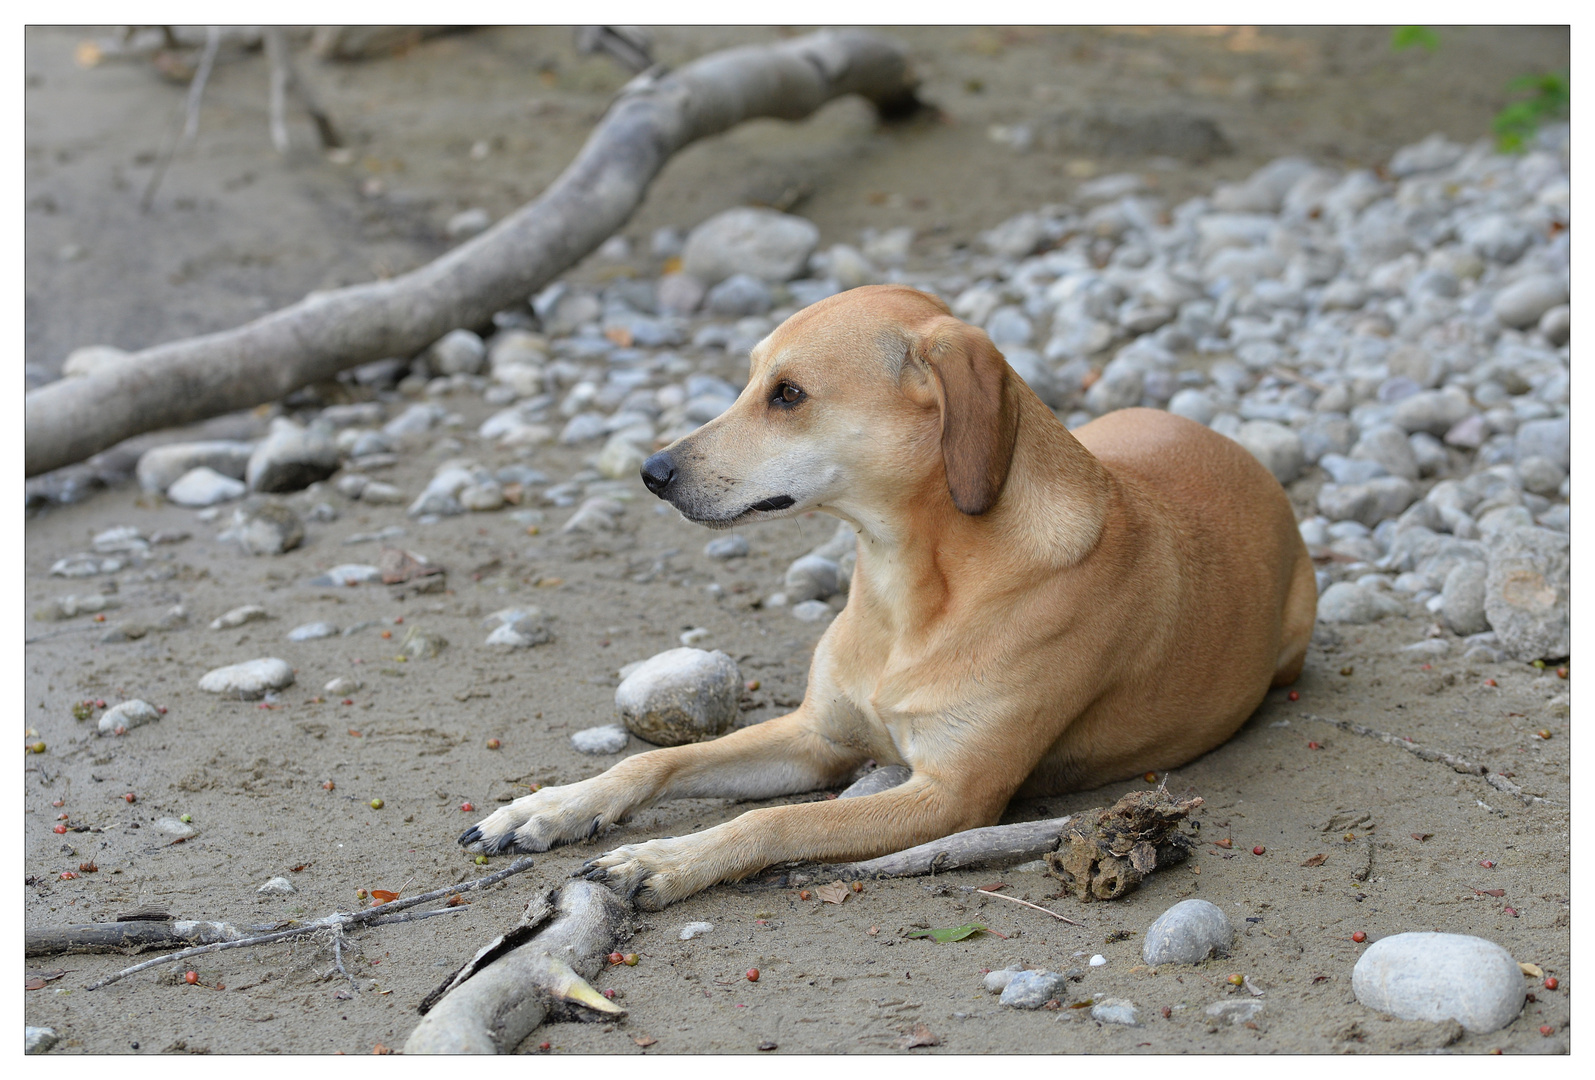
27, 29, 919, 476
405, 880, 631, 1054
1299, 712, 1544, 806
27, 918, 246, 958
793, 816, 1077, 884
83, 857, 535, 989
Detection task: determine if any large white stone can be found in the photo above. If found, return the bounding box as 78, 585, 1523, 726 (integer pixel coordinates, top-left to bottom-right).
615, 648, 740, 747
1352, 932, 1525, 1034
198, 658, 295, 700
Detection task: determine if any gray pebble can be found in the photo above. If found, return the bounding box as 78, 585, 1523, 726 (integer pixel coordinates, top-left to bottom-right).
98, 699, 161, 736
154, 817, 198, 839
704, 534, 749, 559
1352, 932, 1524, 1034
324, 676, 363, 695
1316, 477, 1418, 528
1316, 581, 1405, 624
570, 723, 630, 755
210, 604, 268, 630
704, 273, 773, 317
198, 658, 295, 699
309, 564, 382, 587
984, 965, 1024, 994
1205, 999, 1264, 1026
682, 207, 819, 285
791, 600, 833, 622
288, 621, 339, 642
1234, 420, 1304, 485
25, 1026, 59, 1055
223, 498, 305, 556
615, 647, 740, 746
246, 421, 340, 493
257, 876, 296, 895
1000, 969, 1067, 1009
1440, 561, 1489, 636
1514, 416, 1569, 471
785, 554, 840, 602
1492, 273, 1568, 329
1142, 898, 1233, 965
1091, 999, 1141, 1026
167, 466, 247, 507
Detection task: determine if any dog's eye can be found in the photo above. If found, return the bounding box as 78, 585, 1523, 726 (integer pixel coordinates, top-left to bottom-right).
772, 382, 805, 406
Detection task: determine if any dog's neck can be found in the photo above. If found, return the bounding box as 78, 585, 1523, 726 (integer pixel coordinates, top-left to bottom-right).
833, 392, 1113, 631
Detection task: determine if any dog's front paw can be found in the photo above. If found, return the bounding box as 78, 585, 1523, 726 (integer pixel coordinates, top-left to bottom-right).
579, 838, 704, 911
458, 783, 611, 855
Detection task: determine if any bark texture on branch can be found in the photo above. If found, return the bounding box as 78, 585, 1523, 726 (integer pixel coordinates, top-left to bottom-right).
405, 881, 632, 1055
26, 29, 917, 476
800, 815, 1076, 882
26, 919, 245, 957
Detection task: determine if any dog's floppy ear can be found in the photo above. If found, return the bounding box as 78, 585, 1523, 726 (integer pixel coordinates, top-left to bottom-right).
914, 316, 1020, 515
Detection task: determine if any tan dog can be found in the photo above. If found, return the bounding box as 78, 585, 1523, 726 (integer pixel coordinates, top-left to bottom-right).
461, 284, 1316, 909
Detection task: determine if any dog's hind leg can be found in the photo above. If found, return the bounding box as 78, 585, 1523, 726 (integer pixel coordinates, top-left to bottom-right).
459, 709, 866, 855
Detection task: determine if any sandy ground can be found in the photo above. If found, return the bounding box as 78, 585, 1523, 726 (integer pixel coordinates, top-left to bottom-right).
23, 25, 1571, 1055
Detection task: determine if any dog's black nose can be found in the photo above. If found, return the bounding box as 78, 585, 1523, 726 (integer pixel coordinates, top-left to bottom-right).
640, 451, 675, 497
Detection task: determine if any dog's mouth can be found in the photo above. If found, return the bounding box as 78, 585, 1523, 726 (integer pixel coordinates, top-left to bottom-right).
679, 493, 797, 529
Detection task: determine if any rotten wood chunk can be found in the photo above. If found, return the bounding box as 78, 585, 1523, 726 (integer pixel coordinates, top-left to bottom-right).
1044, 788, 1203, 900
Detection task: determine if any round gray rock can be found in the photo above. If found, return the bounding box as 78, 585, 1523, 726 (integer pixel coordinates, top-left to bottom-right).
1143, 898, 1233, 965
682, 207, 820, 285
704, 534, 749, 560
1484, 526, 1569, 661
615, 647, 740, 747
1000, 969, 1067, 1009
1492, 274, 1568, 330
1235, 420, 1305, 485
1091, 998, 1141, 1026
1440, 561, 1489, 637
1316, 581, 1405, 624
198, 658, 296, 700
246, 422, 340, 493
785, 554, 841, 602
1351, 932, 1525, 1033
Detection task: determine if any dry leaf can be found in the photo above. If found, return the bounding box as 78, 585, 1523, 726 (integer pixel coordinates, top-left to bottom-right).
632, 1034, 657, 1047
976, 882, 1007, 892
814, 882, 848, 905
1411, 832, 1433, 842
1476, 889, 1505, 898
446, 893, 469, 907
24, 978, 47, 991
895, 1023, 941, 1049
1301, 853, 1328, 867
370, 889, 399, 903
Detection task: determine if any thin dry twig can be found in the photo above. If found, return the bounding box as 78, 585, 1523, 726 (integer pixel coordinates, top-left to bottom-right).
960, 885, 1084, 926
1299, 712, 1544, 806
141, 24, 220, 211
84, 858, 535, 990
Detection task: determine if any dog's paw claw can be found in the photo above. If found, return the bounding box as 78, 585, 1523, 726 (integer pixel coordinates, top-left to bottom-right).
457, 826, 482, 847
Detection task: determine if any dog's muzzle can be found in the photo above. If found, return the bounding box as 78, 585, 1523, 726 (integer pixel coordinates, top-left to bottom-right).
640, 450, 676, 497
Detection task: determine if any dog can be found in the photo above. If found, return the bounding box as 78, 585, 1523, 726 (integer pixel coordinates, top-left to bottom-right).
461, 284, 1316, 909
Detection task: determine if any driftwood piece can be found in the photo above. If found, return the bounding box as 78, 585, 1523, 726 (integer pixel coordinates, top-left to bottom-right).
1044, 788, 1202, 900
796, 816, 1077, 883
1299, 712, 1544, 806
404, 880, 632, 1055
83, 857, 535, 990
27, 919, 245, 958
26, 29, 919, 476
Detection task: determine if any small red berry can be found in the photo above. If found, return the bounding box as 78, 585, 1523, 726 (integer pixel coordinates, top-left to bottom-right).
114, 725, 127, 736
158, 705, 168, 714
1484, 678, 1498, 687
799, 890, 812, 901
1287, 690, 1299, 701
381, 630, 392, 639
1480, 860, 1495, 868
323, 780, 335, 791
1252, 846, 1266, 855
124, 792, 136, 803
342, 698, 354, 706
59, 871, 76, 880
608, 952, 624, 964
1556, 666, 1567, 679
93, 613, 106, 622
746, 968, 760, 982
624, 953, 639, 966
602, 988, 617, 999
538, 1042, 551, 1052
95, 699, 106, 709
185, 971, 199, 985
1351, 931, 1367, 943
393, 616, 403, 624
51, 799, 63, 807
1308, 741, 1321, 750
1540, 1025, 1554, 1037
460, 802, 474, 812
1544, 977, 1558, 990
53, 824, 67, 834
57, 813, 69, 820
1144, 772, 1157, 783
486, 738, 500, 750
1504, 906, 1518, 917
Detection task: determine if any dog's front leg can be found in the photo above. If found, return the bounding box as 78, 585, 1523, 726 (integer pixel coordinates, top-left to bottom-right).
580, 772, 1001, 910
460, 709, 865, 855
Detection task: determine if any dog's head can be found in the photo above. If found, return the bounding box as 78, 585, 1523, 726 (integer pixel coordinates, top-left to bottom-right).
640, 284, 1020, 531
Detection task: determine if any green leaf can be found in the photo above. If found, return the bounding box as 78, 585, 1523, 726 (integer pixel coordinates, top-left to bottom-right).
905, 923, 988, 943
1390, 26, 1439, 53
